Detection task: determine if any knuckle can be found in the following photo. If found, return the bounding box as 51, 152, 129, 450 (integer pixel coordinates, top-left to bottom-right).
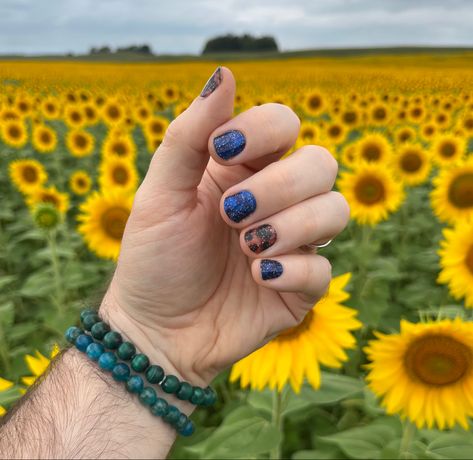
300, 201, 321, 236
275, 167, 298, 200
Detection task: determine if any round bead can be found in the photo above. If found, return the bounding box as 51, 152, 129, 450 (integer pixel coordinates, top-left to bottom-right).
112, 363, 131, 382
202, 387, 217, 406
175, 413, 188, 431
117, 342, 136, 361
139, 387, 157, 406
82, 313, 100, 331
98, 352, 117, 371
80, 308, 95, 322
179, 420, 195, 437
176, 382, 193, 401
163, 405, 180, 425
161, 375, 180, 394
131, 353, 150, 372
65, 326, 82, 344
190, 387, 205, 405
103, 331, 122, 349
75, 334, 94, 352
91, 321, 110, 340
145, 365, 164, 384
150, 398, 169, 417
86, 342, 105, 361
126, 375, 144, 394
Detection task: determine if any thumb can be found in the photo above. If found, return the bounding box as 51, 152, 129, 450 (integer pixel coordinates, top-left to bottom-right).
142, 66, 235, 200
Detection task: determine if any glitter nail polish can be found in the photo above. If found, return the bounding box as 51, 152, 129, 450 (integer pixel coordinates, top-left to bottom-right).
261, 259, 283, 280
213, 130, 246, 160
224, 190, 257, 223
244, 224, 277, 253
200, 67, 222, 97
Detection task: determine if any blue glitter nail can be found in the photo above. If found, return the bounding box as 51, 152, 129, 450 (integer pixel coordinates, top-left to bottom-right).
261, 259, 283, 280
213, 130, 246, 160
224, 190, 256, 223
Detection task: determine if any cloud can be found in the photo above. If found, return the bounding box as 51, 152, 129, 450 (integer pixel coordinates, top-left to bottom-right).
0, 0, 472, 54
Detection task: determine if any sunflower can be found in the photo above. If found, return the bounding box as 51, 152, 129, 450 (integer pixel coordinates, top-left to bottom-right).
438, 221, 473, 308
0, 107, 21, 122
433, 111, 451, 130
460, 114, 473, 135
83, 103, 99, 125
303, 90, 325, 117
407, 104, 426, 124
77, 190, 133, 260
102, 133, 136, 160
41, 97, 61, 119
339, 107, 360, 128
0, 378, 14, 416
325, 122, 346, 145
369, 103, 390, 125
99, 157, 138, 192
230, 273, 361, 392
146, 134, 165, 154
145, 116, 170, 139
338, 163, 405, 226
365, 318, 473, 430
431, 158, 473, 224
27, 186, 70, 214
1, 120, 28, 148
69, 170, 92, 195
102, 98, 125, 125
161, 84, 180, 104
431, 134, 466, 167
134, 104, 152, 124
15, 96, 32, 116
64, 105, 85, 128
340, 144, 357, 168
355, 132, 393, 165
392, 143, 431, 186
32, 124, 57, 153
66, 130, 95, 157
21, 344, 60, 390
420, 123, 437, 141
394, 126, 417, 144
9, 159, 47, 194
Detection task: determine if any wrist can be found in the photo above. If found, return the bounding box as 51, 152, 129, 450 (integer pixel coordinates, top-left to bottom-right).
98, 287, 211, 390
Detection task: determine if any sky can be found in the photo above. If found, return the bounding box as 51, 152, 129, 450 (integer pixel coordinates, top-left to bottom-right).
1, 0, 473, 55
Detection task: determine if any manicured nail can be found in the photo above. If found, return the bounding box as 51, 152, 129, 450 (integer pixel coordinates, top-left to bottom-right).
214, 130, 246, 160
200, 67, 222, 97
224, 190, 256, 223
261, 259, 283, 280
245, 224, 277, 253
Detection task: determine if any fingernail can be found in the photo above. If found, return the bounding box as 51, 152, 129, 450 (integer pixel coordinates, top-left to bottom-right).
214, 130, 246, 160
261, 259, 283, 280
224, 190, 256, 223
200, 67, 222, 97
245, 224, 277, 253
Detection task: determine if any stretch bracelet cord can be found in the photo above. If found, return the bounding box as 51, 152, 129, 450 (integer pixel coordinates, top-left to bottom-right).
64, 308, 217, 436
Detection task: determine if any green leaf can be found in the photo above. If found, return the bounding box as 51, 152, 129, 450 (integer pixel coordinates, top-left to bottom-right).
0, 387, 21, 406
0, 301, 15, 327
293, 447, 345, 459
0, 275, 17, 290
20, 270, 54, 298
318, 417, 402, 459
185, 406, 281, 459
425, 432, 473, 459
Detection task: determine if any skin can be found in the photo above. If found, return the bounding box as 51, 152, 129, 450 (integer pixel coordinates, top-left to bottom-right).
0, 67, 349, 459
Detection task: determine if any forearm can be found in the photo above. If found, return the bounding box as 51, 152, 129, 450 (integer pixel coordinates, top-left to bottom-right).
0, 298, 201, 460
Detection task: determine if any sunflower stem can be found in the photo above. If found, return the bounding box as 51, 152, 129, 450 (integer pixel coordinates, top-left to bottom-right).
270, 389, 283, 460
47, 230, 66, 317
399, 419, 416, 459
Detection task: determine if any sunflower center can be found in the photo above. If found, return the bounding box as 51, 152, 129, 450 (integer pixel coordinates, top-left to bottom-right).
75, 135, 88, 149
343, 111, 357, 124
354, 175, 385, 205
8, 125, 21, 139
46, 103, 55, 113
101, 207, 129, 240
401, 152, 422, 173
373, 107, 387, 120
112, 166, 129, 184
22, 166, 38, 183
112, 142, 127, 156
308, 95, 321, 110
362, 143, 381, 162
107, 105, 120, 120
465, 246, 473, 275
301, 128, 314, 140
404, 335, 471, 386
448, 173, 473, 209
329, 125, 341, 138
71, 111, 81, 122
166, 88, 175, 98
42, 193, 60, 207
440, 141, 456, 158
151, 122, 164, 135
76, 178, 87, 188
40, 131, 52, 144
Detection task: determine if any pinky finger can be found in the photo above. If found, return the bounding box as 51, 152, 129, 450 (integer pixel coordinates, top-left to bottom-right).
251, 253, 332, 304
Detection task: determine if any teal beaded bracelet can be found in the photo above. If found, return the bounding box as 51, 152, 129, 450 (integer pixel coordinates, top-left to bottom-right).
66, 325, 195, 437
78, 308, 217, 407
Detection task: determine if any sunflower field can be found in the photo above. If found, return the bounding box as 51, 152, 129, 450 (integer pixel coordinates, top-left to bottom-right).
1, 53, 473, 459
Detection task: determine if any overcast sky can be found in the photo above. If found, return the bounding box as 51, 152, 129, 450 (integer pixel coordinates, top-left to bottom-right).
1, 0, 473, 55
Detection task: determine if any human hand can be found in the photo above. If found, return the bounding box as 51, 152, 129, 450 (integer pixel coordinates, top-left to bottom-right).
100, 67, 350, 387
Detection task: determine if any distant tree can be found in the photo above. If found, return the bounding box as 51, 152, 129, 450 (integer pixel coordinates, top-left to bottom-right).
116, 44, 153, 54
202, 34, 279, 54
